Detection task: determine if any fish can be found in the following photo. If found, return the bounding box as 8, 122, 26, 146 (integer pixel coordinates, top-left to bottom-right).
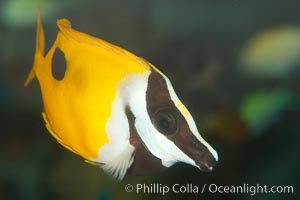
25, 10, 218, 181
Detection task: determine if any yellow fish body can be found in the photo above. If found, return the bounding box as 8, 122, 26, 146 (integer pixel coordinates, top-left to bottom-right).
26, 11, 218, 181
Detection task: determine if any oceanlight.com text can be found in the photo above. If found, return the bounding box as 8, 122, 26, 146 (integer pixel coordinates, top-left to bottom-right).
124, 183, 294, 196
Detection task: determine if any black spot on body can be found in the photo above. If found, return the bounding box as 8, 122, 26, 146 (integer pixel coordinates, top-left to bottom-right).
52, 48, 67, 80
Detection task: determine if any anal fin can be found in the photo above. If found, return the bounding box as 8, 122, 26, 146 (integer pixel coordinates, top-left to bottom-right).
42, 111, 79, 156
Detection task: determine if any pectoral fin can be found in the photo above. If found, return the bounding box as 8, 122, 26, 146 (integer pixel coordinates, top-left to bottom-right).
101, 145, 136, 182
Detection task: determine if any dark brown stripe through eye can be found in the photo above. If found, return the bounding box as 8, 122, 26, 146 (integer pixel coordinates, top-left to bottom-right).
146, 71, 216, 169
52, 48, 67, 80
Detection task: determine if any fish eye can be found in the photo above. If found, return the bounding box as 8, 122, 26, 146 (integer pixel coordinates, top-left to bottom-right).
153, 108, 178, 136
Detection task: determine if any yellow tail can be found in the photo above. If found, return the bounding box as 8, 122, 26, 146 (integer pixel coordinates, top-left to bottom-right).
24, 9, 45, 86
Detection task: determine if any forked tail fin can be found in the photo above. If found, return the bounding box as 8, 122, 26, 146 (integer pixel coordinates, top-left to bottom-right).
24, 8, 45, 86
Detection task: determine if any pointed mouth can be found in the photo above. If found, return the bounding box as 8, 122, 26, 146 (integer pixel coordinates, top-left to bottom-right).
195, 152, 218, 172
199, 162, 215, 172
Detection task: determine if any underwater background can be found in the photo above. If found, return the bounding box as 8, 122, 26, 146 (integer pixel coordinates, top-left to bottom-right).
0, 0, 299, 199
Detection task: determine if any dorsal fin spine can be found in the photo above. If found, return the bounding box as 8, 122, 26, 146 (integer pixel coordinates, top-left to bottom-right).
24, 8, 45, 86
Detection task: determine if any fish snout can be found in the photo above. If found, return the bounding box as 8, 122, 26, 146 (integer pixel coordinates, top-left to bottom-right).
195, 152, 218, 172
173, 133, 218, 172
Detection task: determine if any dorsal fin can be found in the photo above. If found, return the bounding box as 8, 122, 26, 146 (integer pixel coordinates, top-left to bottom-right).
56, 18, 151, 71
24, 9, 45, 86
